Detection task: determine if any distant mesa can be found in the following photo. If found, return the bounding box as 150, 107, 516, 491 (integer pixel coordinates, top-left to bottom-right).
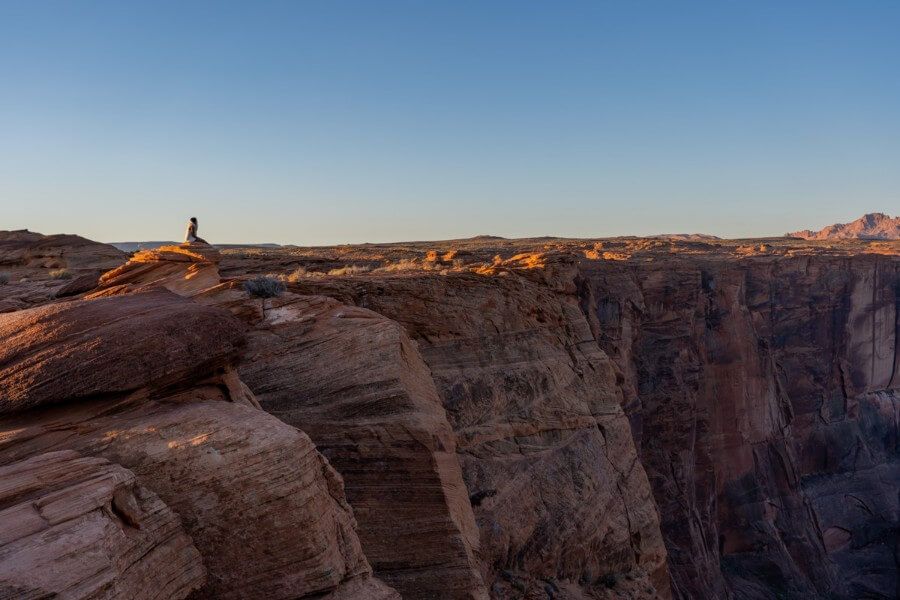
788, 212, 899, 240
109, 241, 177, 252
649, 233, 721, 241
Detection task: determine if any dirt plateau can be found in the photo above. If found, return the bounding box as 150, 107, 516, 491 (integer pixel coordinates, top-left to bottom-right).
0, 231, 897, 600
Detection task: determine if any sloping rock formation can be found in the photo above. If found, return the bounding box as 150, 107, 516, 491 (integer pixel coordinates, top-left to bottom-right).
290, 271, 670, 599
0, 290, 397, 600
0, 230, 125, 272
789, 212, 900, 240
0, 288, 244, 414
95, 243, 222, 296
216, 290, 488, 599
0, 230, 127, 312
0, 450, 204, 600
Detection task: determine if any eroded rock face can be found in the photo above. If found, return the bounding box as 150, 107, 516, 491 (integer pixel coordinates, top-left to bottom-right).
0, 450, 204, 600
226, 292, 487, 599
0, 398, 388, 600
0, 291, 397, 600
95, 243, 222, 296
0, 288, 245, 414
0, 230, 125, 272
0, 230, 127, 312
579, 254, 899, 599
292, 273, 671, 599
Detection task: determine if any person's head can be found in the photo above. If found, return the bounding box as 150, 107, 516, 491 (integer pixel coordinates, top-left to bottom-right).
190, 217, 197, 224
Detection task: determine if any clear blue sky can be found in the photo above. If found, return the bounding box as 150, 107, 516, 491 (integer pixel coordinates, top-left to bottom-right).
1, 1, 898, 244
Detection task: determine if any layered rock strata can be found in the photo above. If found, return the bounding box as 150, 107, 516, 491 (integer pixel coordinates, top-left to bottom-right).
0, 289, 397, 600
578, 253, 899, 599
226, 291, 488, 599
290, 271, 671, 599
0, 450, 204, 600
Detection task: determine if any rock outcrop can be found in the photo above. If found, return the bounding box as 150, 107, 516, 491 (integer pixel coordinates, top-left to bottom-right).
788, 212, 900, 240
221, 290, 488, 599
0, 450, 204, 600
0, 230, 125, 272
0, 230, 127, 312
0, 290, 398, 600
95, 243, 222, 296
0, 288, 245, 414
291, 272, 671, 599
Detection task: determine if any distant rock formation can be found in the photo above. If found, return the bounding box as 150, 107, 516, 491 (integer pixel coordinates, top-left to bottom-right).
109, 240, 178, 252
0, 229, 124, 271
0, 229, 127, 312
109, 241, 281, 252
788, 212, 899, 240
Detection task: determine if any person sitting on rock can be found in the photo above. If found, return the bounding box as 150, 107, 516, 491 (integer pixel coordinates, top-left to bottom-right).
185, 217, 209, 245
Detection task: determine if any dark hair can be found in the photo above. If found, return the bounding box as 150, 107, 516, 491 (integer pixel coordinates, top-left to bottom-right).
190, 217, 197, 223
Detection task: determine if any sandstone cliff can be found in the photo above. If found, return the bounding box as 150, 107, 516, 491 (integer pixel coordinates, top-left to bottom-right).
1, 233, 896, 600
0, 288, 398, 599
290, 269, 671, 599
579, 253, 898, 599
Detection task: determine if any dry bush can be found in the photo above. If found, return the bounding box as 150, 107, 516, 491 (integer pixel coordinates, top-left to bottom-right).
243, 276, 285, 298
48, 269, 72, 280
375, 258, 430, 272
327, 264, 372, 276
284, 266, 310, 282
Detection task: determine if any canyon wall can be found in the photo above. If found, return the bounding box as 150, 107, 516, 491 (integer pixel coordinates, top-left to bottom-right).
1, 237, 895, 600
579, 254, 898, 599
291, 249, 896, 600
292, 268, 671, 599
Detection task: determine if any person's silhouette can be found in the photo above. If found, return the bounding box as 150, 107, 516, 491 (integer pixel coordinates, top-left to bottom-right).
185, 217, 209, 244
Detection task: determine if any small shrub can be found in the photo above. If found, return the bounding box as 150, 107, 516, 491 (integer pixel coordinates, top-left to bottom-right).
375, 258, 445, 273
277, 266, 326, 282
327, 264, 372, 276
48, 269, 72, 280
243, 276, 285, 298
0, 273, 9, 285
284, 266, 309, 282
376, 259, 420, 272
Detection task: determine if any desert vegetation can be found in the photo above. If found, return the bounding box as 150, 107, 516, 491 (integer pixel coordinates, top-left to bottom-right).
243, 276, 285, 298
